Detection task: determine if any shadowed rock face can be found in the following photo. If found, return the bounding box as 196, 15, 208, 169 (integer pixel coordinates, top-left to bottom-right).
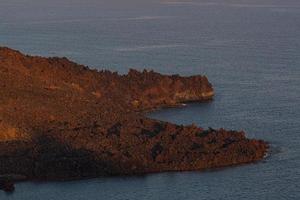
0, 47, 268, 183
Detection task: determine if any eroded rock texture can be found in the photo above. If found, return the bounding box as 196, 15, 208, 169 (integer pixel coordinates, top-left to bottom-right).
0, 47, 268, 182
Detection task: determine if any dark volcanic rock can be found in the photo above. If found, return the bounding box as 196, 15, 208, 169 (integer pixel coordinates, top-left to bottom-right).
0, 47, 268, 184
0, 178, 15, 193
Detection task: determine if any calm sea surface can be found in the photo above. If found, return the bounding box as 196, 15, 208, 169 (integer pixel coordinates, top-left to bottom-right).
1, 0, 300, 199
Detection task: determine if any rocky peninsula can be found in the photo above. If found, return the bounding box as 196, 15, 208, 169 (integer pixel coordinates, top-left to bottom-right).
0, 47, 268, 191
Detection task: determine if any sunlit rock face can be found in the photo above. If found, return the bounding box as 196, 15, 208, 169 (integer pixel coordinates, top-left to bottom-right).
0, 47, 268, 182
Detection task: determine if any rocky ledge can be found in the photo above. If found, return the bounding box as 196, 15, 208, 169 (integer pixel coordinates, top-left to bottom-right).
0, 47, 268, 190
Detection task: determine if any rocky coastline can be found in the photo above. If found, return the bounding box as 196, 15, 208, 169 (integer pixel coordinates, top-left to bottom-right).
0, 47, 268, 191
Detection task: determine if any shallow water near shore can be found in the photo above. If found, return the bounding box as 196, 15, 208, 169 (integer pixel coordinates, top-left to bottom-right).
1, 0, 300, 199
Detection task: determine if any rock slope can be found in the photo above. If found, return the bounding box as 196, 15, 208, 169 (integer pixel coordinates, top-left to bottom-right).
0, 47, 268, 182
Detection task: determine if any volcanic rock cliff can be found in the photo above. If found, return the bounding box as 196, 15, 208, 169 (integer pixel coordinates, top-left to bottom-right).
0, 47, 268, 184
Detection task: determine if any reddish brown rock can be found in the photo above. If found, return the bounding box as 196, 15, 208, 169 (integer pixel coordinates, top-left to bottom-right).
0, 47, 268, 184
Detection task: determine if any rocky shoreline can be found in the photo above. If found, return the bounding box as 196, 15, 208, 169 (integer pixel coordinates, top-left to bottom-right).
0, 47, 268, 191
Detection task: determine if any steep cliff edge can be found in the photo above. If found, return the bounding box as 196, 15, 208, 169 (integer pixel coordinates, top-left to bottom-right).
0, 47, 268, 186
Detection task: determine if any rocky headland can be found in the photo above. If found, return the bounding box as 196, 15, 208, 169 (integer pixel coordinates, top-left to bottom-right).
0, 47, 268, 191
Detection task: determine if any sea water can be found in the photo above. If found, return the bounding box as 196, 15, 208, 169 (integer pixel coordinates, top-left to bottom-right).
1, 0, 300, 199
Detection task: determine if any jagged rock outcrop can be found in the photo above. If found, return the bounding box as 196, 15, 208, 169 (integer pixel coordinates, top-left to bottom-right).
0, 47, 268, 187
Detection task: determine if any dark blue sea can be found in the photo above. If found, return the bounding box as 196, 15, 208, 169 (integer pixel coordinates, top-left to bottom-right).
1, 0, 299, 199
